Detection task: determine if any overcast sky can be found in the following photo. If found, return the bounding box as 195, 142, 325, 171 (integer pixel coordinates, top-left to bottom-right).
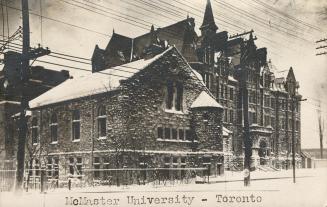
1, 0, 327, 149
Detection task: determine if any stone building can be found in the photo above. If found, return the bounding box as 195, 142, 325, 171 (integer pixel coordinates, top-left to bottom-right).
91, 0, 302, 170
28, 47, 229, 183
0, 51, 71, 162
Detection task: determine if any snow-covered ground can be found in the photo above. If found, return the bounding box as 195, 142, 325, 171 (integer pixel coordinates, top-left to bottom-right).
1, 168, 326, 207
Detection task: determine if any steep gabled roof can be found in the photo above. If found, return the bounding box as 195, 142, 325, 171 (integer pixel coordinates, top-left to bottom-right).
30, 47, 174, 108
133, 18, 197, 58
29, 46, 205, 109
191, 91, 222, 109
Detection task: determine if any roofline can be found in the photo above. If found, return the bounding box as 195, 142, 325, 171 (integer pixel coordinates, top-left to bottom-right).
30, 88, 120, 110
30, 47, 175, 109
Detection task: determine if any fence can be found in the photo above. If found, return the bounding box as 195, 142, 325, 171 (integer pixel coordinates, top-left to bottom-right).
84, 167, 209, 187
16, 167, 209, 192
0, 160, 16, 191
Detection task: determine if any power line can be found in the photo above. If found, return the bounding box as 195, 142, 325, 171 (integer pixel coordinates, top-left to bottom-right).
7, 44, 144, 75
0, 40, 91, 61
1, 3, 111, 37
213, 0, 313, 44
59, 0, 149, 31
250, 0, 321, 31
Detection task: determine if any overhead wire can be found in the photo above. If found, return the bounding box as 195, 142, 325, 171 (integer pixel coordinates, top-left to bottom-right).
0, 3, 111, 37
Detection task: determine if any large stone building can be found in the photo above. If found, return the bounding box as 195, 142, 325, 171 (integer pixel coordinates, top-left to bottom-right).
91, 0, 302, 170
25, 0, 302, 184
28, 46, 229, 184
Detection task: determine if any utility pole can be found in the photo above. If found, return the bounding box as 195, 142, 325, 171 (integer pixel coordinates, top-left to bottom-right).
316, 38, 327, 56
291, 96, 296, 183
15, 0, 50, 191
15, 0, 30, 192
242, 67, 251, 187
237, 65, 251, 186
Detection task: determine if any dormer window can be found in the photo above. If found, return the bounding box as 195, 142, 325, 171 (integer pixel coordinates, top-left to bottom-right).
165, 80, 183, 111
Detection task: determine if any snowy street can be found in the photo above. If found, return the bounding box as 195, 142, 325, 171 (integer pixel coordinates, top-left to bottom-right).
1, 168, 326, 207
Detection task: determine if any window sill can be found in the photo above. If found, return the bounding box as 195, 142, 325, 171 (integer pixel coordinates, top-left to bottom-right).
50, 141, 58, 145
98, 136, 107, 140
32, 143, 38, 146
157, 138, 194, 143
164, 109, 184, 115
72, 139, 80, 143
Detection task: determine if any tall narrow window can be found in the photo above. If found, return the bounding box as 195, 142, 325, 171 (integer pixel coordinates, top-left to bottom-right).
166, 81, 183, 111
229, 88, 234, 100
72, 110, 80, 141
50, 113, 58, 143
166, 81, 174, 110
175, 82, 183, 111
32, 117, 38, 144
97, 106, 106, 138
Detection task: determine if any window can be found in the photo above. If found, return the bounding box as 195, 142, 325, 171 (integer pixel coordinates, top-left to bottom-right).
47, 157, 59, 178
186, 129, 192, 141
166, 81, 183, 111
35, 159, 40, 176
69, 157, 74, 175
97, 106, 106, 138
157, 127, 163, 139
172, 157, 178, 168
76, 157, 83, 176
229, 110, 234, 123
50, 113, 58, 143
164, 128, 171, 139
32, 117, 38, 144
179, 129, 185, 140
72, 110, 80, 141
271, 117, 275, 129
220, 84, 224, 98
47, 158, 53, 177
271, 98, 275, 109
264, 115, 271, 126
157, 127, 192, 141
68, 157, 83, 177
203, 73, 213, 90
229, 88, 234, 100
54, 157, 59, 178
224, 109, 228, 123
93, 157, 100, 179
172, 128, 177, 139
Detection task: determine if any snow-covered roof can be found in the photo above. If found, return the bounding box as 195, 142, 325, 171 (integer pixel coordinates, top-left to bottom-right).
190, 91, 223, 109
30, 47, 174, 108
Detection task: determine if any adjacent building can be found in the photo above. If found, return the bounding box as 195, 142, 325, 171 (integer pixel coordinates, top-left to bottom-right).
0, 51, 71, 163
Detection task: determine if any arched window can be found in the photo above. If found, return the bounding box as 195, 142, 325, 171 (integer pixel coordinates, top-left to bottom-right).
31, 117, 38, 144
72, 110, 80, 141
97, 106, 106, 138
165, 81, 183, 111
50, 113, 58, 143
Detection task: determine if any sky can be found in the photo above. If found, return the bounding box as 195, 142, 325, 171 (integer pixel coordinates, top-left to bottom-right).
0, 0, 326, 148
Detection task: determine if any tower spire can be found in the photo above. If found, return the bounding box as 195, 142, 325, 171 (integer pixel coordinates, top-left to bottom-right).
200, 0, 218, 35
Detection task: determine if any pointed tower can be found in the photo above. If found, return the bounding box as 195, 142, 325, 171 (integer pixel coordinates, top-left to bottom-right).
200, 0, 218, 36
286, 67, 297, 96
